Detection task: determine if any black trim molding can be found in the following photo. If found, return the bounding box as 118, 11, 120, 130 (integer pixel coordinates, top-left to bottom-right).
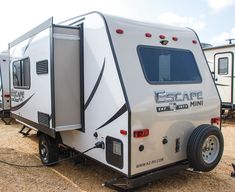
216, 83, 229, 87
11, 94, 34, 111
96, 104, 127, 130
79, 23, 85, 132
84, 58, 105, 110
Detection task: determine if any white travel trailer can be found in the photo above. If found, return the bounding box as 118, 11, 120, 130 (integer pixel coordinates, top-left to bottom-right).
9, 12, 224, 190
0, 52, 10, 122
204, 44, 235, 111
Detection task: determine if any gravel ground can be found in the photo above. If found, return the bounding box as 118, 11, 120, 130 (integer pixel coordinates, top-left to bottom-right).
0, 120, 235, 192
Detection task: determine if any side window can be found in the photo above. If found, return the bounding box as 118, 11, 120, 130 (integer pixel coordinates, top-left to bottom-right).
218, 57, 228, 75
13, 58, 30, 89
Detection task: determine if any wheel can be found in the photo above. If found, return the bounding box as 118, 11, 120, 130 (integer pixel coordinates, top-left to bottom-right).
221, 109, 225, 115
187, 124, 224, 172
39, 134, 59, 165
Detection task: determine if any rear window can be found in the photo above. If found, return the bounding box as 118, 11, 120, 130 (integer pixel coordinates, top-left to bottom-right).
137, 46, 202, 84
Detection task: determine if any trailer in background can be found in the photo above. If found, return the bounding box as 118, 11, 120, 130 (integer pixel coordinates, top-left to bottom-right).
9, 12, 224, 190
0, 52, 11, 123
204, 44, 235, 111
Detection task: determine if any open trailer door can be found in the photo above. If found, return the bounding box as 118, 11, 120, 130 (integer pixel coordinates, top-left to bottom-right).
53, 25, 83, 132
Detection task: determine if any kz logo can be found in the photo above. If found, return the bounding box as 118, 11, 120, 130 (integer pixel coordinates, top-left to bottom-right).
169, 103, 176, 111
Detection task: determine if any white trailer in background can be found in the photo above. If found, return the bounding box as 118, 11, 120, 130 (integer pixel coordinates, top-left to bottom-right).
9, 12, 224, 190
204, 44, 235, 111
0, 52, 11, 122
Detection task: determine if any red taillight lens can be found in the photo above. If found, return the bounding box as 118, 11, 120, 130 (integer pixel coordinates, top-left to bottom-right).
159, 35, 166, 39
116, 29, 124, 34
4, 94, 10, 98
172, 36, 178, 41
211, 117, 220, 125
145, 33, 152, 38
134, 129, 149, 138
120, 130, 127, 135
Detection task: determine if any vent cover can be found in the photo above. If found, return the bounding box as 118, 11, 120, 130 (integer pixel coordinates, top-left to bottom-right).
38, 112, 50, 127
36, 60, 48, 74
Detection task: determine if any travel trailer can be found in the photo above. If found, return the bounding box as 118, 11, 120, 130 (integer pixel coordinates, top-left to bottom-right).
9, 12, 224, 190
0, 52, 10, 122
204, 44, 235, 111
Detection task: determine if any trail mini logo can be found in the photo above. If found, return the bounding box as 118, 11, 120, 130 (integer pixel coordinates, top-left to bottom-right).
154, 90, 203, 112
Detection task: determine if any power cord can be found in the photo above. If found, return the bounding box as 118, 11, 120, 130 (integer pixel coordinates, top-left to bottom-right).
0, 141, 104, 168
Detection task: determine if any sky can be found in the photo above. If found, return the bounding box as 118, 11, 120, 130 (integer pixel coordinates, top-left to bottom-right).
1, 0, 235, 51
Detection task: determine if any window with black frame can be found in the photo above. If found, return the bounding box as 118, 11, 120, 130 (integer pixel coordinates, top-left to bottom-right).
218, 57, 228, 75
13, 58, 30, 89
137, 46, 202, 84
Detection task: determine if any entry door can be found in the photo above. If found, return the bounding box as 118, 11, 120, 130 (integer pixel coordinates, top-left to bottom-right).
215, 53, 233, 103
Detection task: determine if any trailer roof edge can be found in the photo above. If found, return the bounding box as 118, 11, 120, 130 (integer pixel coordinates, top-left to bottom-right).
204, 43, 235, 50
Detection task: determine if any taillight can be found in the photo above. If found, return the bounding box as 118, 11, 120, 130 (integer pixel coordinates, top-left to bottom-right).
134, 129, 149, 138
145, 33, 152, 38
116, 29, 124, 34
4, 94, 10, 98
211, 117, 220, 125
172, 36, 178, 41
159, 35, 166, 39
120, 130, 127, 135
192, 40, 197, 44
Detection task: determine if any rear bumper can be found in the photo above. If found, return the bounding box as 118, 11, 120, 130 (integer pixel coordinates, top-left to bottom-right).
105, 160, 189, 191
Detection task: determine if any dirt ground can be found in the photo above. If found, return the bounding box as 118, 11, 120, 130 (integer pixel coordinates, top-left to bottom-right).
0, 120, 235, 192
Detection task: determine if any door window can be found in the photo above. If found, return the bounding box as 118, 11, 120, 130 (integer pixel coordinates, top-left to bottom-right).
218, 57, 228, 75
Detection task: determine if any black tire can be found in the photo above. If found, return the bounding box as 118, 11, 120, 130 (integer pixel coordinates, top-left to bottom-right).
187, 124, 224, 172
39, 134, 59, 165
221, 109, 225, 115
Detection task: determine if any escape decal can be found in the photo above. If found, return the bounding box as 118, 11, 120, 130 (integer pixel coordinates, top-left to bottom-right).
154, 90, 203, 112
